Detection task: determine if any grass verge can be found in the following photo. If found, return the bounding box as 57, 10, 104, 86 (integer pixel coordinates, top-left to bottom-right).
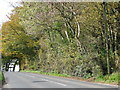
21, 70, 71, 77
95, 72, 119, 85
0, 71, 5, 88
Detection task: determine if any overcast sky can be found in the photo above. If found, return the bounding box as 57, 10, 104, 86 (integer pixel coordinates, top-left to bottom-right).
0, 0, 21, 27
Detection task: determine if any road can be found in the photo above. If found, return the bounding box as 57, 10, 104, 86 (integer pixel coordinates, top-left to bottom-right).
3, 72, 118, 89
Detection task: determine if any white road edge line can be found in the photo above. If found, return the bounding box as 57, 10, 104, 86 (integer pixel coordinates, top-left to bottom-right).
42, 79, 49, 81
42, 79, 66, 86
53, 82, 67, 86
20, 73, 35, 78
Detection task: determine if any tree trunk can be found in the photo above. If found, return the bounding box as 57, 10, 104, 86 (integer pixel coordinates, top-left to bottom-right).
103, 2, 110, 74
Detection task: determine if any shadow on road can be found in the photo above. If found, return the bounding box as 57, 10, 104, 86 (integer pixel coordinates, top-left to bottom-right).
32, 81, 47, 83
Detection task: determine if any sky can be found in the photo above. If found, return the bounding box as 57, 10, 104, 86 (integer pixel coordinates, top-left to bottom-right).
0, 0, 21, 27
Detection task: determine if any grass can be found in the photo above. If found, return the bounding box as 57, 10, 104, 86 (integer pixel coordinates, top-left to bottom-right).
0, 71, 5, 87
95, 72, 119, 85
0, 72, 4, 81
21, 70, 71, 77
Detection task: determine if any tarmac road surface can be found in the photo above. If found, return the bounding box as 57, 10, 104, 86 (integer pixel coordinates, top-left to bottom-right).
2, 72, 118, 90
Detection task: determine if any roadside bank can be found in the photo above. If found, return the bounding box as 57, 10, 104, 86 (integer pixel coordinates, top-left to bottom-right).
0, 71, 5, 88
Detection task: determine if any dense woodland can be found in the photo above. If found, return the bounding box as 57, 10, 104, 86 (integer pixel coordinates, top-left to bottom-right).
1, 2, 120, 78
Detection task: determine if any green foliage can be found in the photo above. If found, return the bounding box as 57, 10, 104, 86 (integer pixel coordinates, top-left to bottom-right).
0, 72, 3, 81
95, 72, 119, 84
0, 72, 5, 83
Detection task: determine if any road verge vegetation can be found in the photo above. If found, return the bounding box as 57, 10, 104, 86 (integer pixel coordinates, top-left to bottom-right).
21, 70, 119, 85
21, 70, 71, 77
0, 71, 5, 88
95, 72, 119, 85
